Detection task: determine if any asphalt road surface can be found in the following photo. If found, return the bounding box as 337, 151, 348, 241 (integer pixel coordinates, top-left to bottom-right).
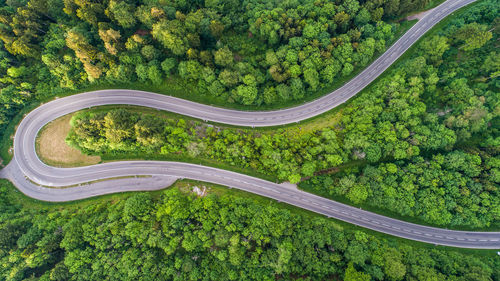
2, 0, 499, 249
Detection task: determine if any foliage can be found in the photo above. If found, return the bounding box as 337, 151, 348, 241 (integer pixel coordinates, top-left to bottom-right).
0, 1, 499, 279
68, 0, 500, 228
303, 150, 500, 227
0, 181, 498, 281
0, 0, 434, 143
300, 0, 500, 228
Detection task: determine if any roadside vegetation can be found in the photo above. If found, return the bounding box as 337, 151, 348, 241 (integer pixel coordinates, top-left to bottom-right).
0, 0, 440, 152
66, 0, 499, 228
0, 179, 498, 281
0, 0, 499, 280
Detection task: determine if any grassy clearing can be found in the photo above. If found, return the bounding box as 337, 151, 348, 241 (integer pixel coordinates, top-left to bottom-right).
36, 114, 101, 167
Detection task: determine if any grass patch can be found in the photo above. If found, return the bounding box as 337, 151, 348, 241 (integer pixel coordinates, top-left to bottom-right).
36, 113, 101, 167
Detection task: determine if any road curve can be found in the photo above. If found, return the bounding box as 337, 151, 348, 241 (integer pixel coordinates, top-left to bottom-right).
2, 0, 499, 249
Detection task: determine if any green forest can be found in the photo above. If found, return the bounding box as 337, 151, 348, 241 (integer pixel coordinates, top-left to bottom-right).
0, 180, 499, 280
0, 0, 436, 139
67, 0, 499, 228
0, 0, 499, 280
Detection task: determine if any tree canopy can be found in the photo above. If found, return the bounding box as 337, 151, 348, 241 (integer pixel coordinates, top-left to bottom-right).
0, 180, 498, 281
68, 0, 500, 228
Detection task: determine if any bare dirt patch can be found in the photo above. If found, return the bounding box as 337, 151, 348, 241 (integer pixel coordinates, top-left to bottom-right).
36, 114, 101, 167
406, 8, 435, 21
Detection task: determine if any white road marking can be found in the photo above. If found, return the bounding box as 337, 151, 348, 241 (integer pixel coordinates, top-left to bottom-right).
9, 0, 499, 250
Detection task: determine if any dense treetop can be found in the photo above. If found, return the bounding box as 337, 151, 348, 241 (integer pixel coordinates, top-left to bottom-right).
67, 0, 499, 228
0, 0, 439, 138
0, 180, 498, 281
0, 0, 498, 279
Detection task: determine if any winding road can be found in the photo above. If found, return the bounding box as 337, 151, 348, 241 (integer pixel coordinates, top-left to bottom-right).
2, 0, 499, 249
